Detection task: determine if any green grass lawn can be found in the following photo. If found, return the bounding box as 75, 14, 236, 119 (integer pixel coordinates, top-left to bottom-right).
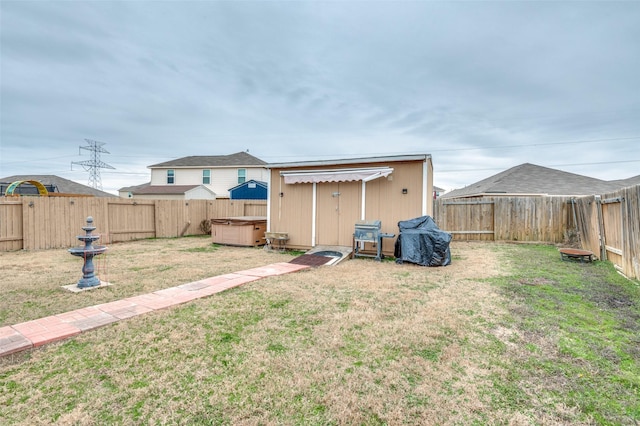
487, 244, 640, 425
1, 242, 638, 425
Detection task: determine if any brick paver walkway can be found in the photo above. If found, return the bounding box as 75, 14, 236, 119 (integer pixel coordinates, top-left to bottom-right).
0, 262, 309, 357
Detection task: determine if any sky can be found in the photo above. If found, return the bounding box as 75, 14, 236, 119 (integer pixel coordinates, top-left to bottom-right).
1, 1, 639, 195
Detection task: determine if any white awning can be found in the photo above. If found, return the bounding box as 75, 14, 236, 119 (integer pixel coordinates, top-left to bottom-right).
281, 167, 393, 184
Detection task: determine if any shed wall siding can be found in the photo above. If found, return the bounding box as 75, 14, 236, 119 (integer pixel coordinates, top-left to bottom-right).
270, 172, 314, 248
268, 159, 432, 251
364, 161, 425, 252
230, 182, 268, 200
185, 187, 216, 200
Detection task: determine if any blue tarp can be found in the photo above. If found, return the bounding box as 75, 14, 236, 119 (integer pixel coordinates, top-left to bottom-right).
394, 216, 452, 266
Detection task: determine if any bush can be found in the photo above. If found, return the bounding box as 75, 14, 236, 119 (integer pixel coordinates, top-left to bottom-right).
199, 219, 211, 234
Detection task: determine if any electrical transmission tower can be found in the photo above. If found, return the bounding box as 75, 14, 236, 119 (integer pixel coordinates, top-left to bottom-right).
71, 139, 115, 190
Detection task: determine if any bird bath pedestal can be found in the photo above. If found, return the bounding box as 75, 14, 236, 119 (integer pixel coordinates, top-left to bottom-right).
68, 216, 108, 289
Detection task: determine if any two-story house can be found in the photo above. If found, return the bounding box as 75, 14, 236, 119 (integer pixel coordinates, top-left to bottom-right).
119, 151, 268, 200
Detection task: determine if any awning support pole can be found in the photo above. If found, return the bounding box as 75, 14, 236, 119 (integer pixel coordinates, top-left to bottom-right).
361, 180, 366, 220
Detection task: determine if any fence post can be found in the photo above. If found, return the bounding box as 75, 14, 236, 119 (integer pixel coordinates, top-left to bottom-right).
595, 195, 607, 261
570, 198, 579, 245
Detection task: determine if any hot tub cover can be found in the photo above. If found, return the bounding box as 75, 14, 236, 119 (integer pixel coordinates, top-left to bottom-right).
394, 216, 452, 266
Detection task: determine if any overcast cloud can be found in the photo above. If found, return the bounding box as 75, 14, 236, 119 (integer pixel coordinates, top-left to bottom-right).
1, 1, 639, 195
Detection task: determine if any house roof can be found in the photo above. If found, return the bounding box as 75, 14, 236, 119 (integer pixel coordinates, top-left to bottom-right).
441, 163, 633, 198
119, 181, 152, 192
123, 183, 213, 195
0, 175, 116, 197
267, 153, 431, 169
149, 151, 267, 168
610, 175, 640, 189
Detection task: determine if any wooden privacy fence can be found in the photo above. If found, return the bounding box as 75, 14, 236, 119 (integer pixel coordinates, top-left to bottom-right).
0, 198, 267, 251
573, 184, 640, 281
434, 196, 575, 243
434, 186, 639, 281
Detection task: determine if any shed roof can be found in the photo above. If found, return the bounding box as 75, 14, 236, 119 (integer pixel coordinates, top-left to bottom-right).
442, 163, 632, 198
268, 153, 431, 169
228, 179, 267, 191
149, 151, 267, 168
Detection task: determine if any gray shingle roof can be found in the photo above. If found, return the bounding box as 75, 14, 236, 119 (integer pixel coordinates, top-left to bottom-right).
442, 163, 633, 198
119, 181, 151, 192
610, 175, 640, 189
133, 184, 202, 195
148, 151, 267, 168
0, 175, 116, 197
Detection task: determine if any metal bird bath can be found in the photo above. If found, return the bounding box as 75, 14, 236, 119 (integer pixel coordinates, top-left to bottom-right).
68, 216, 108, 288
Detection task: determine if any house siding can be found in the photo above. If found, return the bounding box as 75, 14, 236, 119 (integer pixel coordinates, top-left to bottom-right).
150, 167, 268, 198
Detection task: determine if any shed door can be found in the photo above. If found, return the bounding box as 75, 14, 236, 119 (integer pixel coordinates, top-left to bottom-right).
316, 182, 361, 246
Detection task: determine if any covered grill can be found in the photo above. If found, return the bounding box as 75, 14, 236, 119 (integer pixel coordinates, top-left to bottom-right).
394, 216, 451, 266
352, 220, 395, 261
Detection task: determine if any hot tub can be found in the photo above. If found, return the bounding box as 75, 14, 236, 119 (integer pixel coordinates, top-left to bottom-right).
211, 216, 267, 247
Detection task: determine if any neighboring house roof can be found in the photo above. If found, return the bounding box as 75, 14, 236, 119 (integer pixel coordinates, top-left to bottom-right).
148, 151, 267, 168
442, 163, 630, 198
0, 175, 115, 197
610, 175, 640, 189
228, 179, 268, 192
124, 183, 206, 195
119, 182, 152, 193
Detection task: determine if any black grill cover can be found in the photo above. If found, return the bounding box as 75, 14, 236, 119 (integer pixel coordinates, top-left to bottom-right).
394, 216, 452, 266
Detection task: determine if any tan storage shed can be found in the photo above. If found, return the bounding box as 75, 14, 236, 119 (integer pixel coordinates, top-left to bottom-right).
266, 154, 433, 256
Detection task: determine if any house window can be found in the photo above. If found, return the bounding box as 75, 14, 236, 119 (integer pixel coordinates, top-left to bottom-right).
202, 169, 211, 185
167, 169, 175, 184
237, 168, 246, 184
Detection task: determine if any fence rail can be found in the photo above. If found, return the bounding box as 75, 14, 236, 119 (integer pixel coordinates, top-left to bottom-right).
435, 196, 574, 243
573, 184, 639, 280
3, 185, 638, 281
435, 184, 639, 280
0, 198, 267, 251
